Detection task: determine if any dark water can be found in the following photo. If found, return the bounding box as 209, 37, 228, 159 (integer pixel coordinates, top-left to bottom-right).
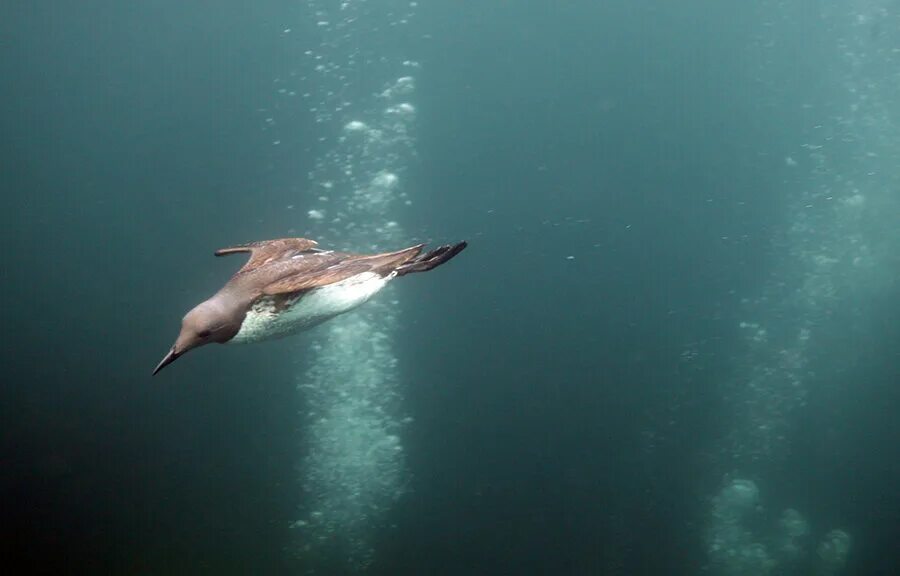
2, 1, 898, 574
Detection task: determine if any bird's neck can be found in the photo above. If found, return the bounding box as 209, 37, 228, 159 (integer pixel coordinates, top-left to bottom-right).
203, 294, 246, 343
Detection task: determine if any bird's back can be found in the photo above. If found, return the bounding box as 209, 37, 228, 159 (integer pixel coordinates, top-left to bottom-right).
223, 244, 423, 344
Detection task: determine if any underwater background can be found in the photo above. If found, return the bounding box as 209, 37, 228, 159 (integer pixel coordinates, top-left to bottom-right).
2, 0, 898, 574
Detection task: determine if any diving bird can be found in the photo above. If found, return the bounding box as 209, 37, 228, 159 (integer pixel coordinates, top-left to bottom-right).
153, 237, 467, 375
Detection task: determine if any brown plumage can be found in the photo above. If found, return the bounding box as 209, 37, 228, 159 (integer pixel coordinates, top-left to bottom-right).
152, 237, 467, 375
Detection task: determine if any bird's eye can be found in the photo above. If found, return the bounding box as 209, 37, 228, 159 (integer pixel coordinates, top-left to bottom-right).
198, 329, 211, 338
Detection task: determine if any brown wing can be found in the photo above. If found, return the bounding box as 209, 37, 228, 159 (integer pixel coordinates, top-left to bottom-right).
215, 238, 319, 274
262, 244, 425, 296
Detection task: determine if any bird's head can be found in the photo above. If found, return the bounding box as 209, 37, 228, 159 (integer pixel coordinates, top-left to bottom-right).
153, 298, 241, 375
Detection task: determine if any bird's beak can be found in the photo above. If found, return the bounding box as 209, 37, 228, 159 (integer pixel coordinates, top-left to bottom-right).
152, 346, 180, 376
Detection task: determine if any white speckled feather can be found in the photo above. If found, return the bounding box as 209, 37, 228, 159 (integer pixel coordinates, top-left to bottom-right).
230, 272, 393, 344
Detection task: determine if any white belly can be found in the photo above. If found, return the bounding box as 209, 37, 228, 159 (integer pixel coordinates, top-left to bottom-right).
230, 271, 393, 344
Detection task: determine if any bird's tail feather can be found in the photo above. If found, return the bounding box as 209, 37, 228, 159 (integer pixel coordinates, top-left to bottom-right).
396, 241, 467, 276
